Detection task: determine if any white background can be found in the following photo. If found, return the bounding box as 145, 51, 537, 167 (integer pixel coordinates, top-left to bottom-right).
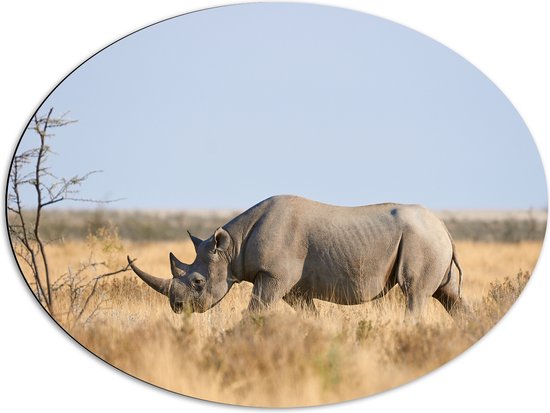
1, 1, 548, 412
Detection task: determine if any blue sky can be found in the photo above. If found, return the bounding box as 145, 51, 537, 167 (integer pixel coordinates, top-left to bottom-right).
14, 2, 547, 210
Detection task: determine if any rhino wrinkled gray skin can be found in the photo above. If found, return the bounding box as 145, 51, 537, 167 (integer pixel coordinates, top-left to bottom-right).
128, 195, 468, 317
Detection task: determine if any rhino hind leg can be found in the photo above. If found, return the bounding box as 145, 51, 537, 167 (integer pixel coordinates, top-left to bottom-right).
394, 237, 452, 319
433, 265, 472, 320
396, 266, 437, 319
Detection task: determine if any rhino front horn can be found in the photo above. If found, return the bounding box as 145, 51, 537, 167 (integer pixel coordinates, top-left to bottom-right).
127, 256, 171, 296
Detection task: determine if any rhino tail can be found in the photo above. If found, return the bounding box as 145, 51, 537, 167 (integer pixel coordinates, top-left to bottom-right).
446, 229, 463, 298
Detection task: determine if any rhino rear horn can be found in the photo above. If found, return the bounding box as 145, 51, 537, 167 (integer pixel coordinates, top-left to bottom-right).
127, 256, 171, 296
169, 252, 190, 277
187, 230, 203, 252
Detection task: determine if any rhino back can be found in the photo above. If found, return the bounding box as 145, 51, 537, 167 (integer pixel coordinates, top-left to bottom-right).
302, 201, 451, 302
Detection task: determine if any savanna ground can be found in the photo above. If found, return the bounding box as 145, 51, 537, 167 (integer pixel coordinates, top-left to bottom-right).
14, 223, 542, 407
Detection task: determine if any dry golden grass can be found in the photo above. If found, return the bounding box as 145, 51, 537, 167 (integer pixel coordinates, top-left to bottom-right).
16, 238, 542, 407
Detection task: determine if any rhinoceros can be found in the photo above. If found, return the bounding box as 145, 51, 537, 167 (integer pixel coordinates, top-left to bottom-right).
128, 195, 467, 317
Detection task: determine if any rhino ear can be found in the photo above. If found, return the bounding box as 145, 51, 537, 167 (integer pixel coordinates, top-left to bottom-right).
169, 252, 189, 278
214, 227, 231, 252
187, 230, 203, 253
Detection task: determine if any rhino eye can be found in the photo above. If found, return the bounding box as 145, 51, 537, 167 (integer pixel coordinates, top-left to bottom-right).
190, 276, 206, 289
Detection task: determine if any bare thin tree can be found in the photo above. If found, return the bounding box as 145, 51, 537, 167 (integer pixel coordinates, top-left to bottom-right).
7, 108, 132, 318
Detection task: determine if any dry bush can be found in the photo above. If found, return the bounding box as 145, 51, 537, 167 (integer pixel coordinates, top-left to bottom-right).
482, 271, 530, 319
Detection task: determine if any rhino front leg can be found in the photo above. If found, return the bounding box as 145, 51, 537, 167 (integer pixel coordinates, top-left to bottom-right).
248, 271, 293, 312
283, 291, 318, 314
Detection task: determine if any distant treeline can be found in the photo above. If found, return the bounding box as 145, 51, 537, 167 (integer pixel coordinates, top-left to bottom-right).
10, 208, 547, 243
443, 216, 546, 242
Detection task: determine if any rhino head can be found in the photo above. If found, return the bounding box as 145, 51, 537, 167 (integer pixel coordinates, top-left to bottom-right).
127, 227, 234, 313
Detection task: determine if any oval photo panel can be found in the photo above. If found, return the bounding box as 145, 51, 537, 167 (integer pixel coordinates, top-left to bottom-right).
7, 2, 547, 407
